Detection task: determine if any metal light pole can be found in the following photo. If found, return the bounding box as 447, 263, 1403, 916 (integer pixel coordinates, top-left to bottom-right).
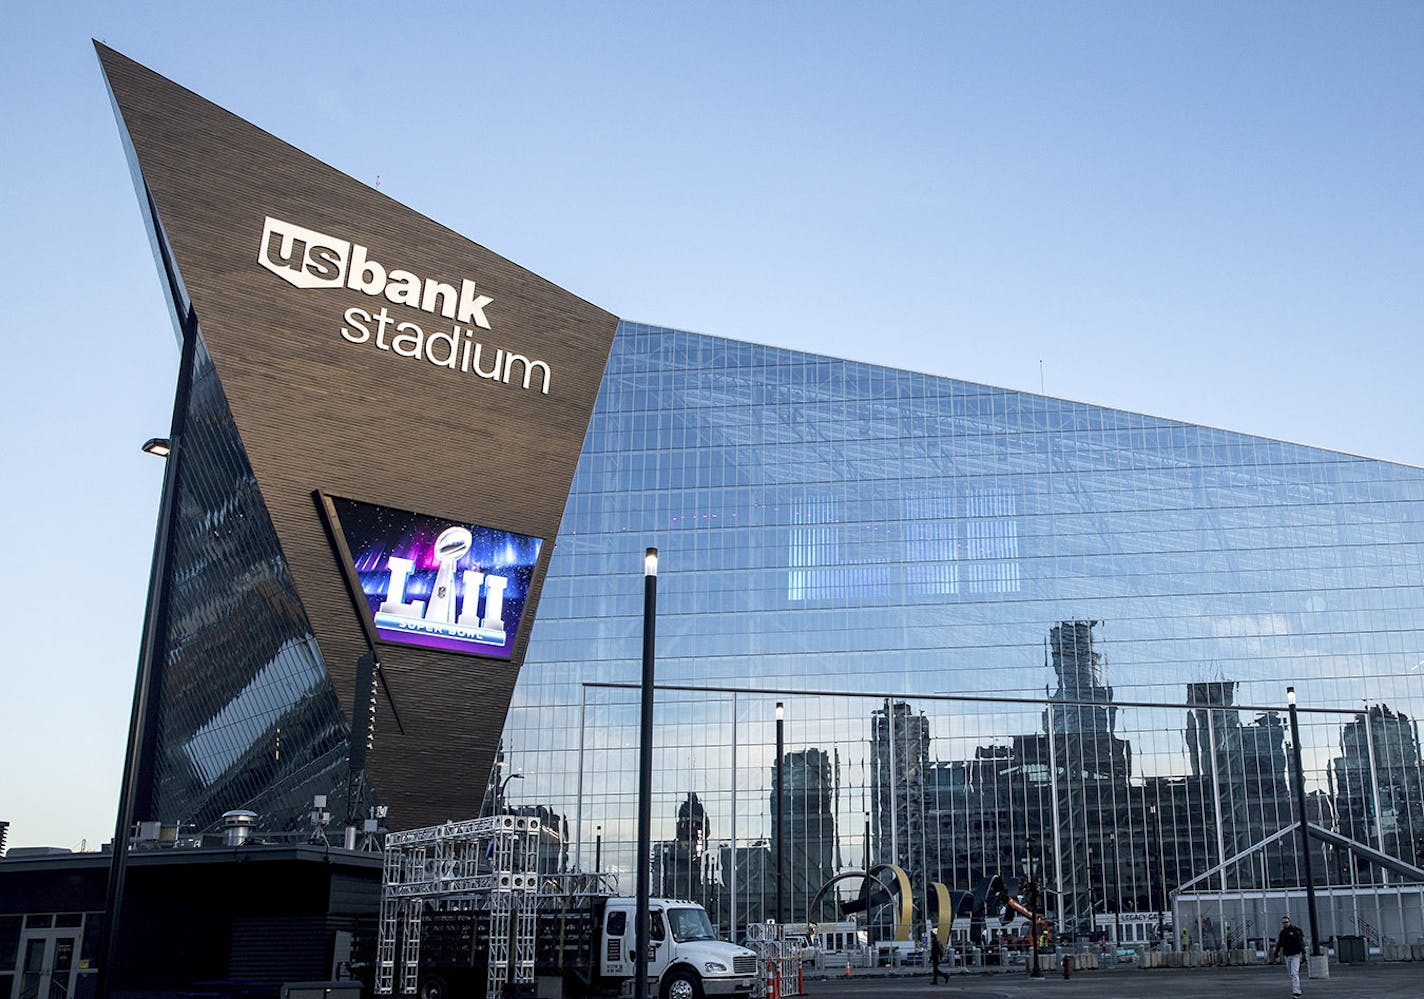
1028, 839, 1043, 978
635, 548, 658, 999
1110, 831, 1122, 951
1286, 687, 1322, 957
1086, 846, 1095, 939
498, 770, 525, 813
1150, 804, 1166, 947
863, 811, 871, 873
775, 701, 785, 926
595, 825, 602, 873
97, 422, 191, 998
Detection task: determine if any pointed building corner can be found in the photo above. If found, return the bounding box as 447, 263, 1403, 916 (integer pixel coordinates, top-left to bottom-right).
98, 49, 620, 831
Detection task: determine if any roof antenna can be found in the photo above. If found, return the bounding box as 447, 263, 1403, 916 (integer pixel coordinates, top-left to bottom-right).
1039, 360, 1045, 395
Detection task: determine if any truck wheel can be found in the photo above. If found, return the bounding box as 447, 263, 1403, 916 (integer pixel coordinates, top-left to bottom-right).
660, 969, 703, 999
417, 973, 447, 999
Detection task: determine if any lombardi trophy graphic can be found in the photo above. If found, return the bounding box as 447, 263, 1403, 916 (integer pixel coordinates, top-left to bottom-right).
373, 525, 509, 649
425, 527, 471, 622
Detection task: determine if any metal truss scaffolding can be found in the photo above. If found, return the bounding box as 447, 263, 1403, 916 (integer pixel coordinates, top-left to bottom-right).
376, 815, 542, 997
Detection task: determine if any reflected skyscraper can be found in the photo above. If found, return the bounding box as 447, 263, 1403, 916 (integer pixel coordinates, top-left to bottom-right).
654, 792, 718, 910
1045, 622, 1117, 738
1332, 707, 1424, 870
1185, 681, 1293, 888
772, 749, 839, 922
871, 701, 930, 876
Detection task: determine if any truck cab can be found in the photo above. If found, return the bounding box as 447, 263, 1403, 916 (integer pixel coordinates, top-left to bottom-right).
599, 898, 757, 999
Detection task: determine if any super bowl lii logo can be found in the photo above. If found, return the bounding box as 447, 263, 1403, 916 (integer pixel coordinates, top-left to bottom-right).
373, 527, 510, 648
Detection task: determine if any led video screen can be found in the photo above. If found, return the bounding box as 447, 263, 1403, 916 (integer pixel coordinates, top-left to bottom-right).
328, 496, 543, 659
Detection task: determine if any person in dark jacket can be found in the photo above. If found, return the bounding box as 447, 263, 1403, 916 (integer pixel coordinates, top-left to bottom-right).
930, 933, 945, 984
1275, 916, 1306, 997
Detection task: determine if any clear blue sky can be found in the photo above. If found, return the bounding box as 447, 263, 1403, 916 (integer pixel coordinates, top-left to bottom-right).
1, 2, 1420, 849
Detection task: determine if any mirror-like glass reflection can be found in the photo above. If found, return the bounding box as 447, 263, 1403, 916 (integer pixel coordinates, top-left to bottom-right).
500, 323, 1424, 948
145, 334, 351, 834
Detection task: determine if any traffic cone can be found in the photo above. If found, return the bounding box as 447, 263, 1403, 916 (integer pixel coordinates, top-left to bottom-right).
845, 957, 852, 977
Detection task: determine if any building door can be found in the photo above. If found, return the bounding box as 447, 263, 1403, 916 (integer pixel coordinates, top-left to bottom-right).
12, 929, 78, 999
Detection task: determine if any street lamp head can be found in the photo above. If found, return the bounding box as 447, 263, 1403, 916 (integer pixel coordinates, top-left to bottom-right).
141, 437, 172, 457
1287, 686, 1296, 706
644, 547, 659, 577
776, 702, 784, 721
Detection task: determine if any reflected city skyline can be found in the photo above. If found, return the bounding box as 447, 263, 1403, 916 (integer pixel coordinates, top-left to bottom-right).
498, 622, 1424, 942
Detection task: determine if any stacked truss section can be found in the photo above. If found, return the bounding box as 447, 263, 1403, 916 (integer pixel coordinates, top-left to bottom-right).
376, 815, 542, 996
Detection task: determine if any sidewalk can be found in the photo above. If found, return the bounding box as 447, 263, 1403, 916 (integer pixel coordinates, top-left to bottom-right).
802, 959, 1424, 999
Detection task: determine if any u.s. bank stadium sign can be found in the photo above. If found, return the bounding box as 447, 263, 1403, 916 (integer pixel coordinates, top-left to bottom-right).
258, 216, 554, 395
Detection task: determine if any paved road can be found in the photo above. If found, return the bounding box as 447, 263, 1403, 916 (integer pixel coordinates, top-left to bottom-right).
802, 962, 1424, 999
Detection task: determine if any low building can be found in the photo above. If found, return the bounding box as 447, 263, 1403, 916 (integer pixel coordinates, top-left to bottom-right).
0, 845, 381, 997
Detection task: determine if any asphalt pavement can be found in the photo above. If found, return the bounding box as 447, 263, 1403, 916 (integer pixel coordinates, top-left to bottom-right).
801, 962, 1424, 999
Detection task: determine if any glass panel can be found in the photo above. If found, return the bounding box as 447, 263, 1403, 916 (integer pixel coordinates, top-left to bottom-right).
19, 939, 45, 999
144, 334, 353, 834
48, 938, 74, 999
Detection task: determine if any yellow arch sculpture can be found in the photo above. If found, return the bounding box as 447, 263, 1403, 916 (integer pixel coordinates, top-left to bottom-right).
875, 864, 914, 941
929, 882, 952, 948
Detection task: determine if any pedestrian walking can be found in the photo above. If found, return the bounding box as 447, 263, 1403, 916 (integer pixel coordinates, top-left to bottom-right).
930, 933, 945, 984
1275, 915, 1306, 997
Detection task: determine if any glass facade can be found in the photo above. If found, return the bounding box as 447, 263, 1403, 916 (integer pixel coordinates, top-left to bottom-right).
502, 322, 1424, 945
144, 334, 352, 834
